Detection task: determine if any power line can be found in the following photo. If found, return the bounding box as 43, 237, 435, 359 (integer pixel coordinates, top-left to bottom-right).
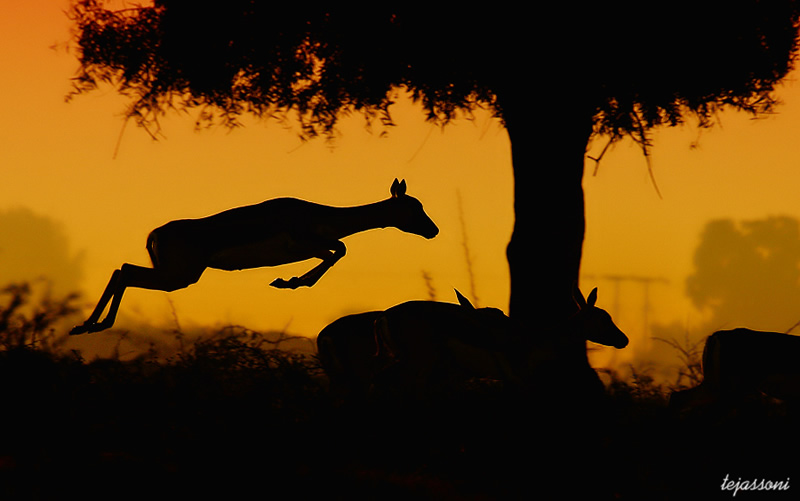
582, 273, 669, 336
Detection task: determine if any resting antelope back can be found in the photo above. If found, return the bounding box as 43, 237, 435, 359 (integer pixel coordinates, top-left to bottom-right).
372, 291, 518, 397
315, 291, 513, 401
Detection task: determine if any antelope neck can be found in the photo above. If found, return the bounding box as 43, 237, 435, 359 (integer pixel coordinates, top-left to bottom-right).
329, 199, 396, 237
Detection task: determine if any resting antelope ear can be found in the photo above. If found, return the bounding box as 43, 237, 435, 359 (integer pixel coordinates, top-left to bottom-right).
586, 287, 598, 307
572, 282, 598, 310
454, 289, 476, 310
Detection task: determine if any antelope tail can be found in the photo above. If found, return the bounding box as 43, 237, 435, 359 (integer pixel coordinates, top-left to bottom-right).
146, 231, 159, 268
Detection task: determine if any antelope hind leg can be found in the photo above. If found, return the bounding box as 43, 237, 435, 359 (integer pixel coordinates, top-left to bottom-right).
70, 269, 122, 335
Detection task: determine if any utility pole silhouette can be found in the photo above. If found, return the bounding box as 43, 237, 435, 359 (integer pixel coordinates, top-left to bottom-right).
583, 274, 669, 338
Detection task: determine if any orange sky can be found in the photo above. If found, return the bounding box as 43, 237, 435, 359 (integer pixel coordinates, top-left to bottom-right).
4, 1, 800, 376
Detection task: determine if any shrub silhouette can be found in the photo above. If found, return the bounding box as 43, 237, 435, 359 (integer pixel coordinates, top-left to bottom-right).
0, 281, 80, 351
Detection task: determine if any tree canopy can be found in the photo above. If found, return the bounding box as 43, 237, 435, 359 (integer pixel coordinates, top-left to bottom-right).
69, 1, 800, 145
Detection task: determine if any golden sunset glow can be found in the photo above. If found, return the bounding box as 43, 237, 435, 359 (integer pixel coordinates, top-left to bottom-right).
4, 0, 800, 383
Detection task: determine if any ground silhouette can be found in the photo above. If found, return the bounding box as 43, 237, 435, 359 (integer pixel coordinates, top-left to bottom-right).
1, 306, 799, 500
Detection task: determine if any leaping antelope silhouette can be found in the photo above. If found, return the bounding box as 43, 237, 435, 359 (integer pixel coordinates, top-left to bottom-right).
71, 179, 438, 335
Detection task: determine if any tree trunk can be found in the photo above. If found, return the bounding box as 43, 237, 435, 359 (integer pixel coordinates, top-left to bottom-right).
503, 108, 594, 332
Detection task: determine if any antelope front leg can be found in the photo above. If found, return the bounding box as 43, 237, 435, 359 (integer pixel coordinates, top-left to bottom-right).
271, 241, 347, 289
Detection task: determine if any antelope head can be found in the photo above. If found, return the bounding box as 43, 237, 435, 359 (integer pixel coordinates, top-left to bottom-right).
573, 285, 629, 349
387, 179, 439, 239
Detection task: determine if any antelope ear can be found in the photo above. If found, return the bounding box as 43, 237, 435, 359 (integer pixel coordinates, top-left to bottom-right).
389, 178, 406, 198
587, 287, 598, 307
572, 282, 587, 309
391, 178, 407, 197
454, 289, 475, 310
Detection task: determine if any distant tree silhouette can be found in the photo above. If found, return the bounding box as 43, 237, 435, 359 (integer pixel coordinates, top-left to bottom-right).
687, 216, 800, 332
0, 208, 84, 295
67, 1, 800, 334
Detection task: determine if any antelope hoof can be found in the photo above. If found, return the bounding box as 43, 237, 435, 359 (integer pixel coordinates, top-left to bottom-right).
88, 322, 111, 333
69, 323, 91, 335
270, 277, 306, 289
70, 320, 111, 335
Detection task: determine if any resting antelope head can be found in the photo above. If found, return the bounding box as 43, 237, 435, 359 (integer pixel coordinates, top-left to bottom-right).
570, 285, 629, 349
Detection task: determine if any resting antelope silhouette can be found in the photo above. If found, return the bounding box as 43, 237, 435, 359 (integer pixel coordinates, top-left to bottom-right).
317, 286, 628, 400
669, 328, 800, 415
316, 290, 511, 401
71, 179, 438, 335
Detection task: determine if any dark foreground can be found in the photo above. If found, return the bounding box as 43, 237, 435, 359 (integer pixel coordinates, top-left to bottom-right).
0, 339, 797, 500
